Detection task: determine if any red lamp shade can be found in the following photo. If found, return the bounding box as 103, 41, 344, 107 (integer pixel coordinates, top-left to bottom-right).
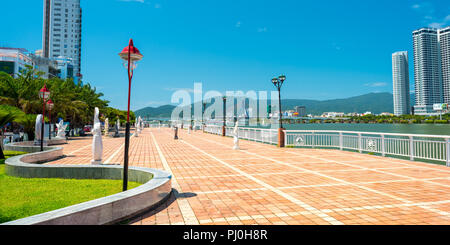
119, 39, 143, 62
39, 84, 50, 100
46, 99, 54, 110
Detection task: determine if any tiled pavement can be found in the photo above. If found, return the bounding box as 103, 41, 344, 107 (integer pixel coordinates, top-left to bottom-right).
46, 128, 450, 225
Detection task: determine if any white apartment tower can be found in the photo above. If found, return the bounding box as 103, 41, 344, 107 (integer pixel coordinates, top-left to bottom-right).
412, 28, 443, 115
439, 26, 450, 104
392, 51, 410, 115
42, 0, 82, 79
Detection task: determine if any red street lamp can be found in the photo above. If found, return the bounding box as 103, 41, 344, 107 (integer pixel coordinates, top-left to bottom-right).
39, 84, 51, 151
119, 39, 143, 191
46, 99, 54, 140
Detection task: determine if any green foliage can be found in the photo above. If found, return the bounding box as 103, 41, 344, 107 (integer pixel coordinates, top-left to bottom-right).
0, 68, 131, 129
102, 107, 136, 125
0, 105, 25, 159
434, 120, 448, 124
15, 114, 38, 141
0, 105, 24, 128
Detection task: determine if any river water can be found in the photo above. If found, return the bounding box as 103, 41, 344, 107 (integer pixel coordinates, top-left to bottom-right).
270, 123, 450, 136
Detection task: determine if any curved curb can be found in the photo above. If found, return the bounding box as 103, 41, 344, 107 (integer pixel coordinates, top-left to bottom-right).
2, 145, 172, 225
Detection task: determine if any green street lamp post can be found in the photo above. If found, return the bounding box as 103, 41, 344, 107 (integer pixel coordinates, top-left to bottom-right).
272, 75, 286, 147
222, 96, 227, 136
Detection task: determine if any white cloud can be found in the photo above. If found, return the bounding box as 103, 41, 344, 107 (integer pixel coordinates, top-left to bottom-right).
118, 0, 146, 3
164, 87, 195, 93
365, 82, 387, 87
331, 42, 341, 51
411, 2, 450, 28
257, 27, 267, 32
427, 15, 450, 28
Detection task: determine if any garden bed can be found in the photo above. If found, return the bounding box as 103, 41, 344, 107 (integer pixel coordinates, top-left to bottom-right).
0, 157, 142, 223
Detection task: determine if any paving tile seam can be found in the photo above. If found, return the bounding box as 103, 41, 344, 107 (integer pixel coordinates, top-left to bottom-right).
277, 177, 450, 189
243, 139, 450, 174
177, 136, 344, 225
194, 187, 269, 194
188, 176, 450, 194
66, 143, 92, 155
318, 199, 450, 214
150, 132, 199, 225
186, 132, 450, 217
309, 147, 450, 173
284, 150, 450, 189
289, 147, 450, 193
217, 134, 450, 217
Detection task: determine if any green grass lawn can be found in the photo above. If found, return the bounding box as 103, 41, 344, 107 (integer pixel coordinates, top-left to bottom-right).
0, 150, 25, 164
0, 151, 142, 223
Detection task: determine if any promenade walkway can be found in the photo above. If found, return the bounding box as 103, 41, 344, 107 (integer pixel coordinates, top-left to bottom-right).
47, 128, 450, 225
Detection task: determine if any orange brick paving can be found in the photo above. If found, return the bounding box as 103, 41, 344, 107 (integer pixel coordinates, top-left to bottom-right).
46, 128, 450, 225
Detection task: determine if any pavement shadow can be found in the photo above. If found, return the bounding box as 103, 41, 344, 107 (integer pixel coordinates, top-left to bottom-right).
121, 188, 197, 224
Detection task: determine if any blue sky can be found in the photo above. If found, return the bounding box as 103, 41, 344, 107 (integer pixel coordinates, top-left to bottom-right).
2, 0, 449, 110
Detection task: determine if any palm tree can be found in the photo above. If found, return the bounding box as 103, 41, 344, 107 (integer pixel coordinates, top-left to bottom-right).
0, 105, 24, 159
15, 114, 37, 141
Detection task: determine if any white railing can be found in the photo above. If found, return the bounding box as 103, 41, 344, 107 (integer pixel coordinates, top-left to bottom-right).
204, 125, 277, 145
148, 124, 169, 128
204, 125, 222, 135
285, 130, 450, 166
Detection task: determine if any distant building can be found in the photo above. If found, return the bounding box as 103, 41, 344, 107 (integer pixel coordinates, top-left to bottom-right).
322, 112, 345, 118
294, 106, 306, 117
0, 47, 33, 77
29, 53, 59, 79
440, 26, 450, 105
392, 51, 411, 115
0, 47, 75, 80
412, 28, 443, 115
43, 0, 82, 80
54, 56, 74, 80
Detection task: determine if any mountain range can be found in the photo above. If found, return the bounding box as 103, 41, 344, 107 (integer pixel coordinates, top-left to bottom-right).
135, 92, 415, 118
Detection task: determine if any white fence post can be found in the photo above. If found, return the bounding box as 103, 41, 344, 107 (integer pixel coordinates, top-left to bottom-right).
284, 130, 288, 147
381, 134, 385, 157
446, 138, 450, 167
358, 133, 362, 153
339, 132, 343, 150
312, 132, 315, 148
409, 136, 414, 161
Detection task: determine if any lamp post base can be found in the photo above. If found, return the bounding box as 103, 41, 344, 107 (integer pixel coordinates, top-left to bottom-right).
222, 126, 226, 136
174, 127, 179, 140
278, 128, 285, 147
91, 160, 102, 165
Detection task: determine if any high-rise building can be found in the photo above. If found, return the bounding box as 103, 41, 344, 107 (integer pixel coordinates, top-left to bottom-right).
294, 106, 306, 117
412, 28, 443, 115
42, 0, 82, 80
439, 26, 450, 105
392, 51, 411, 115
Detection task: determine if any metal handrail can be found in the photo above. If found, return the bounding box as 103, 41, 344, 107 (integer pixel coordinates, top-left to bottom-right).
283, 130, 450, 139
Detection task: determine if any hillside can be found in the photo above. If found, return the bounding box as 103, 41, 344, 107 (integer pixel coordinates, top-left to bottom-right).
135, 92, 413, 118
